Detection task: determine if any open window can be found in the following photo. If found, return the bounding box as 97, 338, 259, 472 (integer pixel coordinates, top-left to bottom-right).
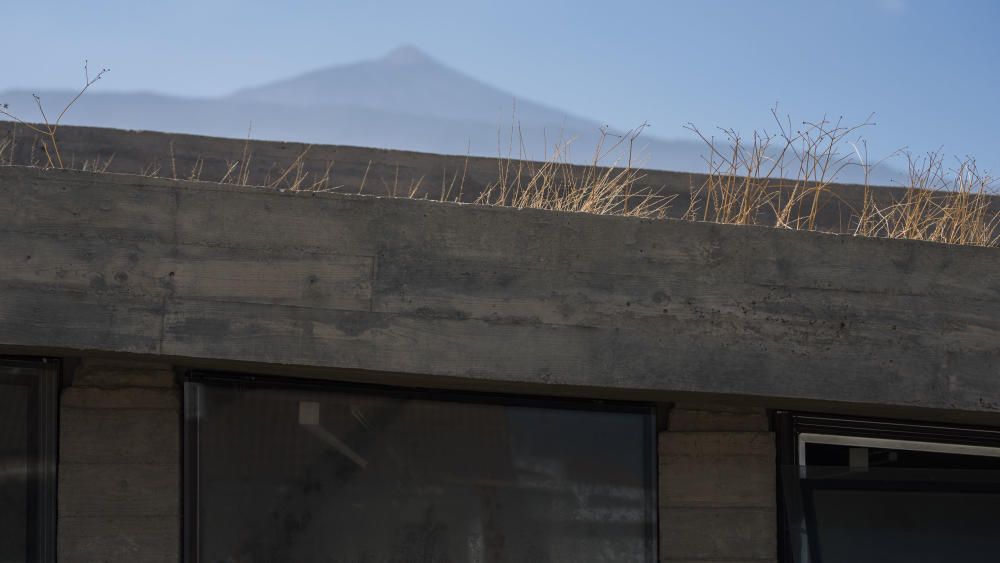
777, 412, 1000, 563
184, 373, 657, 562
0, 358, 59, 563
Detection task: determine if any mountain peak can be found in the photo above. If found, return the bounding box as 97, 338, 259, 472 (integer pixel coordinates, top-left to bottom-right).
226, 43, 593, 136
380, 45, 435, 66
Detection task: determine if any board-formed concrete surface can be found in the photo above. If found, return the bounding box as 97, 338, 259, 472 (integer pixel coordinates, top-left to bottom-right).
660, 406, 776, 562
58, 359, 180, 563
1, 165, 999, 416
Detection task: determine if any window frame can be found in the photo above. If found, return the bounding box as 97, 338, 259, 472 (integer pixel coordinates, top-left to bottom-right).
775, 411, 1000, 563
182, 370, 659, 563
0, 357, 60, 563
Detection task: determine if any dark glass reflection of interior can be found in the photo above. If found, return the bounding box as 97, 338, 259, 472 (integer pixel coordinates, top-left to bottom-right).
0, 382, 30, 563
193, 382, 655, 563
805, 442, 1000, 470
787, 442, 1000, 563
0, 361, 56, 563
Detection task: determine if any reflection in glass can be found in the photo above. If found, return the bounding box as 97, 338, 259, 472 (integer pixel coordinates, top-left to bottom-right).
0, 360, 58, 563
0, 383, 30, 562
782, 441, 1000, 563
187, 378, 656, 562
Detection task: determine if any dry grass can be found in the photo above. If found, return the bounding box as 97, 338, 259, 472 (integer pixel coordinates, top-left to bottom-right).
0, 71, 996, 248
0, 61, 109, 168
854, 153, 1000, 246
684, 109, 877, 230
684, 107, 999, 247
474, 124, 674, 218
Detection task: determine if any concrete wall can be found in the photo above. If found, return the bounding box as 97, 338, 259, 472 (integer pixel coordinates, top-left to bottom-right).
659, 405, 775, 562
1, 128, 994, 561
58, 359, 180, 563
1, 166, 999, 419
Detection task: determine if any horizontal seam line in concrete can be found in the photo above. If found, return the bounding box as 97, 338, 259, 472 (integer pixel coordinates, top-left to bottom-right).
0, 227, 380, 256
59, 461, 178, 465
745, 279, 999, 303
659, 506, 777, 510
155, 297, 608, 330
660, 456, 774, 459
659, 505, 776, 511
60, 465, 178, 469
60, 406, 179, 411
61, 408, 179, 412
60, 515, 179, 519
378, 255, 704, 277
660, 557, 777, 563
63, 386, 180, 392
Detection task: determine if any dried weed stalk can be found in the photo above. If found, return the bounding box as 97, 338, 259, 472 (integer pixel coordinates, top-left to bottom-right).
475, 123, 673, 218
686, 107, 998, 247
855, 153, 999, 246
0, 61, 109, 168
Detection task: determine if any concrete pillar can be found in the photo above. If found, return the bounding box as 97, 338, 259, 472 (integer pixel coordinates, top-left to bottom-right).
659, 404, 776, 562
57, 358, 180, 563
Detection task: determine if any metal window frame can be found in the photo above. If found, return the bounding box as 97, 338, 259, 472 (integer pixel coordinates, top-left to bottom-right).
798, 432, 1000, 466
0, 357, 60, 563
775, 411, 1000, 563
182, 370, 659, 563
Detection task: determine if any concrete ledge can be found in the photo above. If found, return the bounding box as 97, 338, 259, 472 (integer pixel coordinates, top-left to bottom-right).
72, 358, 176, 388
669, 405, 770, 432
2, 166, 1000, 414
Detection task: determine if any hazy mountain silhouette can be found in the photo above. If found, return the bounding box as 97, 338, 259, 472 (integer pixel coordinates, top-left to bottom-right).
0, 45, 900, 182
231, 45, 592, 127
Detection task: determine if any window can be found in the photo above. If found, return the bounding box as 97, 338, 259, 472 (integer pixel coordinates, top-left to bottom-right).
777, 412, 1000, 563
185, 373, 657, 562
0, 358, 59, 563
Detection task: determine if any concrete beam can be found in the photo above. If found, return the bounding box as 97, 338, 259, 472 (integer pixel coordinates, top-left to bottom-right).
1, 166, 999, 414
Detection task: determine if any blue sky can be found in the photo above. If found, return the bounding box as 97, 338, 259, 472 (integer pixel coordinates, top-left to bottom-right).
3, 0, 998, 172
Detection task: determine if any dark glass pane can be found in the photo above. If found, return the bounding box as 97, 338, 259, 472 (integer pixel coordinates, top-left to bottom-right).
0, 384, 30, 563
782, 448, 1000, 562
811, 487, 1000, 562
0, 361, 57, 563
190, 380, 655, 562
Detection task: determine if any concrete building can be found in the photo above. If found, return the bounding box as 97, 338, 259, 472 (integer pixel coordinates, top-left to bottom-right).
1, 126, 999, 562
